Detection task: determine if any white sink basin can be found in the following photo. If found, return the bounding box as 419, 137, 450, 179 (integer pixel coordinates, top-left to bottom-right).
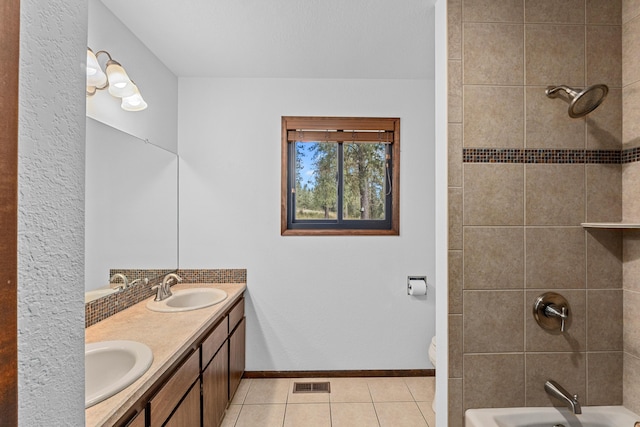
146, 288, 228, 313
85, 340, 153, 408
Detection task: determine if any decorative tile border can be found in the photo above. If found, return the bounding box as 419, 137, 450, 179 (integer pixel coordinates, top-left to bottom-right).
622, 146, 640, 163
85, 268, 247, 328
463, 148, 624, 164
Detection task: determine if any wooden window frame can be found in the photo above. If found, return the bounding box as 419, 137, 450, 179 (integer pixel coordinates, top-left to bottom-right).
281, 116, 400, 236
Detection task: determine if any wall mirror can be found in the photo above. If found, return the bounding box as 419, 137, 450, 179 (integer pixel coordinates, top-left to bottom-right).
85, 117, 178, 302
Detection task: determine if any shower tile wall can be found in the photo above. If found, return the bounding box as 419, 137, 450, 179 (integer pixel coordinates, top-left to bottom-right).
622, 0, 640, 415
447, 1, 623, 425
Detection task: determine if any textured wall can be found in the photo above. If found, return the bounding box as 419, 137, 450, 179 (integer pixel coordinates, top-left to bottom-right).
447, 1, 623, 425
622, 0, 640, 415
18, 0, 87, 424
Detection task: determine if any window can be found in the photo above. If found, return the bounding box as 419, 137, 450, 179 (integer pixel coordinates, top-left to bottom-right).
281, 116, 400, 236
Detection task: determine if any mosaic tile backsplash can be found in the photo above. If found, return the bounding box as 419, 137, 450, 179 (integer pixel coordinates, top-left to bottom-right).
85, 268, 247, 327
463, 148, 640, 164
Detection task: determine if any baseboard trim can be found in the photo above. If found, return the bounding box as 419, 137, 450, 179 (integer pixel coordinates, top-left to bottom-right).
243, 369, 435, 379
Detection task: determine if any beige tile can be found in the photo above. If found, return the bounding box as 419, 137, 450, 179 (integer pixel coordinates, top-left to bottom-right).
463, 23, 524, 85
525, 289, 586, 352
449, 250, 463, 313
329, 378, 372, 403
526, 25, 585, 87
449, 0, 462, 60
587, 290, 623, 351
283, 403, 330, 427
586, 229, 623, 289
526, 164, 585, 226
587, 0, 622, 24
463, 354, 525, 409
586, 164, 622, 223
243, 378, 290, 404
623, 15, 640, 86
622, 82, 640, 147
464, 227, 524, 290
525, 0, 585, 23
330, 402, 379, 427
221, 404, 242, 427
464, 85, 524, 148
464, 290, 524, 352
449, 315, 463, 378
449, 188, 463, 249
374, 402, 428, 427
623, 0, 640, 24
287, 379, 330, 404
367, 377, 414, 402
448, 378, 464, 427
449, 61, 462, 124
463, 0, 524, 23
416, 400, 436, 427
623, 352, 640, 414
624, 231, 640, 292
449, 124, 462, 187
525, 86, 585, 150
587, 88, 622, 150
587, 26, 622, 88
235, 404, 286, 427
464, 164, 524, 226
525, 227, 586, 289
231, 378, 252, 405
525, 353, 586, 407
404, 377, 435, 402
587, 352, 623, 405
623, 289, 640, 357
623, 163, 640, 222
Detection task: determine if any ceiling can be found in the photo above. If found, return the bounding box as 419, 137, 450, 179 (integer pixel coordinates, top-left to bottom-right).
99, 0, 436, 79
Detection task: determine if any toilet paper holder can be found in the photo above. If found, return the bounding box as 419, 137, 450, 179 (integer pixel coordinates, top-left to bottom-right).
407, 276, 427, 295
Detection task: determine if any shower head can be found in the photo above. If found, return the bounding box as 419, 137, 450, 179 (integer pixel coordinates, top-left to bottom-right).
545, 84, 609, 118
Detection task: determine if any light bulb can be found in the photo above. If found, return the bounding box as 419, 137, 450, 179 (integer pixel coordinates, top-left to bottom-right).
86, 48, 107, 87
106, 60, 135, 97
121, 84, 148, 111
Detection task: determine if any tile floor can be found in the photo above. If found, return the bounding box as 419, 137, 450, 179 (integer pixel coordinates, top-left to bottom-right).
221, 376, 435, 427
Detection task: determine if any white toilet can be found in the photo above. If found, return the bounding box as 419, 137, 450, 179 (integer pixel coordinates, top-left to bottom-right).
428, 336, 436, 412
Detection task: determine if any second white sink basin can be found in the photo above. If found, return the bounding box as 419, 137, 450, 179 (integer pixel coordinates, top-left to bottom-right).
85, 340, 153, 408
146, 287, 228, 313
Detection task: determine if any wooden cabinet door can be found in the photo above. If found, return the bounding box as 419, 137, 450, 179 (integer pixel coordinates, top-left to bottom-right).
164, 381, 201, 427
124, 409, 145, 427
149, 350, 200, 427
229, 317, 246, 400
202, 341, 229, 427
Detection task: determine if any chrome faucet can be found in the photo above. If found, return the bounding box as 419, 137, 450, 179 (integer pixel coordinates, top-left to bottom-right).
153, 273, 182, 302
109, 273, 129, 290
544, 380, 581, 414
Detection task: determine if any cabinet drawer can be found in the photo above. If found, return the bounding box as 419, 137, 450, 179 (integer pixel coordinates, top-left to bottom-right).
229, 298, 244, 332
149, 350, 200, 427
202, 316, 228, 368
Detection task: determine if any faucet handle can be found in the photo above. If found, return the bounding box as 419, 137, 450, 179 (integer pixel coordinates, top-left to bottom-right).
533, 292, 571, 333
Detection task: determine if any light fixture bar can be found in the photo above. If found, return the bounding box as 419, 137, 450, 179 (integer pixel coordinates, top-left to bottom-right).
86, 47, 147, 111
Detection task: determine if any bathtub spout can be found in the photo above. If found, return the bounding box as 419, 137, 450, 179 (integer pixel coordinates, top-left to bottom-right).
544, 380, 581, 414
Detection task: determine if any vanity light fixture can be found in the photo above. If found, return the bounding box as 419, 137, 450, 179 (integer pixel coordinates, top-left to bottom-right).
86, 47, 147, 111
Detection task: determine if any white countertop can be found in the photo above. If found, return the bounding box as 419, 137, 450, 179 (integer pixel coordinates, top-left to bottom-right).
85, 282, 246, 427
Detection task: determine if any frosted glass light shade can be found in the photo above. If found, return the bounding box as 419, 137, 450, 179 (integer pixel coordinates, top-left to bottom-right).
86, 49, 107, 88
105, 60, 135, 97
121, 85, 148, 111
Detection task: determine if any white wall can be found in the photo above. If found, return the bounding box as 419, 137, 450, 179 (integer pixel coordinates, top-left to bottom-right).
179, 78, 436, 370
87, 0, 178, 153
18, 0, 86, 424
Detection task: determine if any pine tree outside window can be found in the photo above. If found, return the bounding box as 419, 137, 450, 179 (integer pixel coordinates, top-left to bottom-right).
281, 117, 400, 236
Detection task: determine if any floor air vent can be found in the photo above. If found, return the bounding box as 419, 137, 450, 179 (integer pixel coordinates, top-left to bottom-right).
292, 381, 331, 393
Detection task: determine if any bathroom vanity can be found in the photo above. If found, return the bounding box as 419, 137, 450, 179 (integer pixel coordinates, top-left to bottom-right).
85, 282, 246, 427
